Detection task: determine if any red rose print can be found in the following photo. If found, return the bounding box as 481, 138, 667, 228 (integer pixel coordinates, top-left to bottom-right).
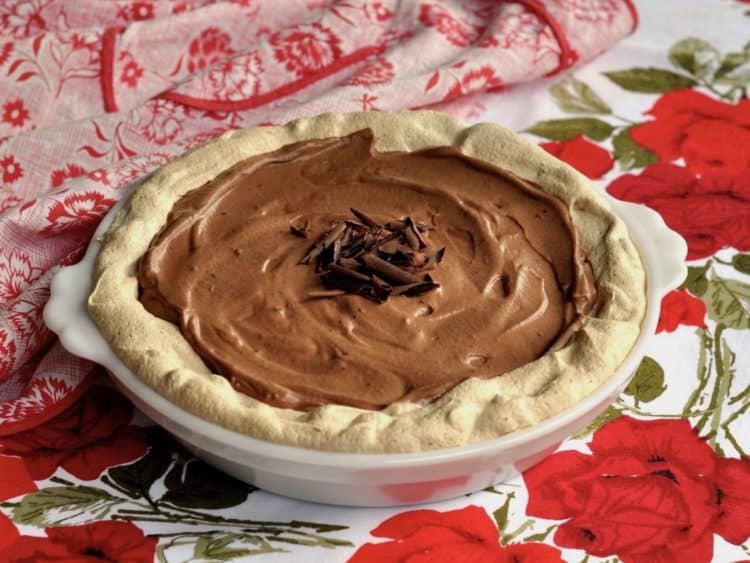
541, 136, 614, 179
631, 89, 750, 176
0, 457, 34, 549
607, 164, 750, 259
41, 190, 115, 237
1, 521, 157, 562
2, 98, 29, 128
0, 455, 36, 550
524, 416, 750, 563
348, 505, 564, 562
419, 3, 479, 47
0, 386, 147, 480
0, 514, 18, 552
714, 457, 750, 544
0, 454, 36, 501
119, 52, 144, 88
1, 154, 23, 183
50, 163, 86, 188
187, 27, 235, 74
271, 22, 343, 77
445, 65, 502, 100
656, 289, 707, 333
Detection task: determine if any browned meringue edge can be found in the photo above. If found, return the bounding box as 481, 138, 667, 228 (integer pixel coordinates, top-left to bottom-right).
88, 111, 646, 453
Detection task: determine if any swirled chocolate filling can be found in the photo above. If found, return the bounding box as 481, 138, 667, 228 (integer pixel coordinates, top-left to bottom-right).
138, 129, 596, 410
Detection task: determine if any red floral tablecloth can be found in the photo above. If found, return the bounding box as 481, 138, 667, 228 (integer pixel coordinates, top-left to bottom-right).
1, 1, 749, 562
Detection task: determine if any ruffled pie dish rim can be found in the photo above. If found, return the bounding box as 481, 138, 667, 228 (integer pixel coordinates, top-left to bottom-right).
44, 182, 686, 508
76, 111, 655, 454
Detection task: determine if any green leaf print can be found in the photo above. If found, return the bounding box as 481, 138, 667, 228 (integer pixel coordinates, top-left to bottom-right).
680, 263, 711, 297
526, 118, 614, 141
572, 405, 621, 439
703, 278, 750, 329
162, 459, 255, 509
668, 37, 720, 79
107, 442, 172, 501
522, 524, 556, 543
604, 67, 697, 93
714, 50, 750, 86
12, 485, 121, 527
731, 254, 750, 275
193, 534, 267, 560
492, 492, 514, 533
624, 356, 666, 404
549, 76, 612, 114
612, 127, 658, 170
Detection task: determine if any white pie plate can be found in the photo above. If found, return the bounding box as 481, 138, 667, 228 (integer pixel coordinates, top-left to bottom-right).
45, 187, 687, 507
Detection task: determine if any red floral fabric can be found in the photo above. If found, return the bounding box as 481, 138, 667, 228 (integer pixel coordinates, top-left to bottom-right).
0, 386, 147, 480
656, 289, 708, 333
2, 520, 157, 562
631, 89, 750, 177
349, 505, 564, 562
0, 455, 36, 551
540, 135, 614, 179
0, 0, 637, 434
607, 163, 750, 259
523, 416, 750, 563
0, 3, 748, 562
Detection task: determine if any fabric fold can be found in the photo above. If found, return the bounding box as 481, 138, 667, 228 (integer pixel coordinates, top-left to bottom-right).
0, 0, 636, 433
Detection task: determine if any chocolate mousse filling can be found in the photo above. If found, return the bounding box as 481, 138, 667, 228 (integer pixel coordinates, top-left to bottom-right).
137, 129, 597, 411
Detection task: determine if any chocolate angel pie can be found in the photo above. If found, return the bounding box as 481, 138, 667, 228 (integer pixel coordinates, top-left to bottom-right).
88, 111, 646, 453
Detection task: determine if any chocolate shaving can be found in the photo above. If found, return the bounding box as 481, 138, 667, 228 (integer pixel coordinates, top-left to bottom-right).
332, 237, 342, 265
350, 208, 380, 228
296, 209, 444, 303
405, 217, 427, 249
289, 217, 311, 238
299, 242, 324, 265
403, 225, 420, 250
323, 223, 347, 247
362, 253, 418, 285
385, 219, 434, 233
391, 279, 439, 296
328, 263, 371, 282
308, 289, 346, 298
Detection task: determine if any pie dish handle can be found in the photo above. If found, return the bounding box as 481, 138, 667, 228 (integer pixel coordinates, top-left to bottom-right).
44, 193, 134, 367
606, 197, 688, 295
